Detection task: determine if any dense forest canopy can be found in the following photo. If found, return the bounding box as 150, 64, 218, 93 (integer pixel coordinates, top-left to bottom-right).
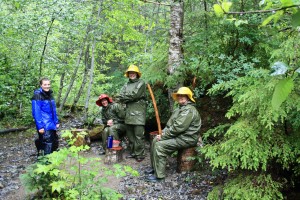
1, 0, 300, 199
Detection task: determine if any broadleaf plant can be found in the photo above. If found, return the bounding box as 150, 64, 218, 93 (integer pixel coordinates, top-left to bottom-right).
20, 130, 139, 199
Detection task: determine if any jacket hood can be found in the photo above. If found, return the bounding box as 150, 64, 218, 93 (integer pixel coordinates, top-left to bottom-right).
35, 88, 53, 95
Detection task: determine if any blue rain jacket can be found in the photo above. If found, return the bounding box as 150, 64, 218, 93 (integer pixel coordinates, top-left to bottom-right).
31, 88, 59, 131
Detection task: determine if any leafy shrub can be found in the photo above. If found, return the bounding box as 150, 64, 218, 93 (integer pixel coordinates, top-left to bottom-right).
20, 130, 139, 199
208, 174, 283, 200
202, 68, 300, 199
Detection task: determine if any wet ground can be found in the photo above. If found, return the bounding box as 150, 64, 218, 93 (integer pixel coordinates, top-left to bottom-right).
0, 130, 36, 199
0, 117, 217, 199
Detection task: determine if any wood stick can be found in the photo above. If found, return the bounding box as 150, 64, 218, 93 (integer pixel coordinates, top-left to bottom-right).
147, 84, 162, 135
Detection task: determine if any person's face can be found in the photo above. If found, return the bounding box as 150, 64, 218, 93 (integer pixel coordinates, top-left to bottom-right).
41, 80, 51, 92
101, 99, 108, 107
177, 94, 188, 105
128, 71, 137, 80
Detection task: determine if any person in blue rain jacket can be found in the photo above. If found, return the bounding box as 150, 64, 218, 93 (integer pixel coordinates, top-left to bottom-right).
31, 78, 60, 156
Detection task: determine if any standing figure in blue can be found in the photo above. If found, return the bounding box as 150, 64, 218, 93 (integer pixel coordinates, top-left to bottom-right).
31, 77, 60, 156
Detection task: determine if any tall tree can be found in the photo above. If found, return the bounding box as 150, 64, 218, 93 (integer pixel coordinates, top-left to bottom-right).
167, 0, 184, 109
58, 34, 88, 112
71, 44, 90, 111
84, 0, 104, 121
39, 14, 57, 78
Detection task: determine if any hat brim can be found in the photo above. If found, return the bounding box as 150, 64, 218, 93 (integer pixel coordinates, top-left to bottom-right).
96, 97, 113, 106
96, 99, 103, 106
124, 71, 142, 78
172, 93, 196, 103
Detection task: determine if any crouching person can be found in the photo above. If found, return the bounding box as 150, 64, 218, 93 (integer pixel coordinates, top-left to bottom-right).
146, 87, 201, 182
96, 94, 126, 155
31, 78, 60, 156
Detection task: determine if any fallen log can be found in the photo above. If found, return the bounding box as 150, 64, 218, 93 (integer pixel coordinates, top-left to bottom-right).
88, 125, 105, 140
0, 127, 30, 134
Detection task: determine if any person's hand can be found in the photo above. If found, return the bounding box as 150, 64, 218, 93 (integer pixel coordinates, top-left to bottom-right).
39, 128, 45, 134
107, 119, 113, 126
156, 135, 161, 141
56, 124, 60, 128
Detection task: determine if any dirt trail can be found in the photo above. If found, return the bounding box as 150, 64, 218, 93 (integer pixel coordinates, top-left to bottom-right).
0, 130, 127, 199
0, 118, 215, 199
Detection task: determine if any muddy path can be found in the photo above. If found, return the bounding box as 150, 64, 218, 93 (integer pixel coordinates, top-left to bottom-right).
0, 117, 217, 200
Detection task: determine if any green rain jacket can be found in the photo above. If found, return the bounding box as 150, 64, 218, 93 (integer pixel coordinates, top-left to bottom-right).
161, 102, 201, 146
118, 78, 146, 125
101, 102, 125, 124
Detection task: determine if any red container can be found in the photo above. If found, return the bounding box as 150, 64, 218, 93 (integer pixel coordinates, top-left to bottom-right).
112, 140, 120, 147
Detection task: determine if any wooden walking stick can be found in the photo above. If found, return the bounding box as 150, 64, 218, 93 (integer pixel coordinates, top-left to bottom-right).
147, 84, 162, 135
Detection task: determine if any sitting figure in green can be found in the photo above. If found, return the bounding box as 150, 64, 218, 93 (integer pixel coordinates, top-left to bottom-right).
146, 87, 201, 182
96, 94, 126, 155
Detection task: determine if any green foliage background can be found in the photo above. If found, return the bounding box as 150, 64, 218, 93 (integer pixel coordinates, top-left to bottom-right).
1, 0, 300, 199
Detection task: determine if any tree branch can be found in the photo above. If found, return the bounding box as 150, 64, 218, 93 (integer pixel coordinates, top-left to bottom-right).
225, 4, 300, 15
0, 127, 29, 134
39, 17, 55, 78
140, 0, 171, 6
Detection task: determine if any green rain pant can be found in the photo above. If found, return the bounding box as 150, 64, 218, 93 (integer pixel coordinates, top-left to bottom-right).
150, 137, 193, 179
126, 124, 145, 158
102, 124, 126, 149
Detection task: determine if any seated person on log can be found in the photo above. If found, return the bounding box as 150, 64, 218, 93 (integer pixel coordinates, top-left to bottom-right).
96, 94, 126, 155
146, 87, 201, 182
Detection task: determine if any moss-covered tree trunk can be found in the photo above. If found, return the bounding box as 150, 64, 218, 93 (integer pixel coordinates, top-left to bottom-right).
167, 0, 184, 110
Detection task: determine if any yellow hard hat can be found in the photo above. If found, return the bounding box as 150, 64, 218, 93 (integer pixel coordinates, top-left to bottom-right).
124, 65, 142, 78
172, 87, 196, 103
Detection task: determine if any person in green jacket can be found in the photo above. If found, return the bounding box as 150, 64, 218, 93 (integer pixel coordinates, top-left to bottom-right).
96, 94, 126, 155
118, 65, 147, 162
146, 87, 201, 182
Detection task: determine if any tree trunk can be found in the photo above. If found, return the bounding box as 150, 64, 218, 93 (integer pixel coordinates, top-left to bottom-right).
56, 71, 65, 107
57, 41, 71, 107
71, 44, 90, 111
84, 40, 96, 121
58, 28, 90, 112
39, 17, 56, 78
84, 1, 103, 122
167, 0, 184, 110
